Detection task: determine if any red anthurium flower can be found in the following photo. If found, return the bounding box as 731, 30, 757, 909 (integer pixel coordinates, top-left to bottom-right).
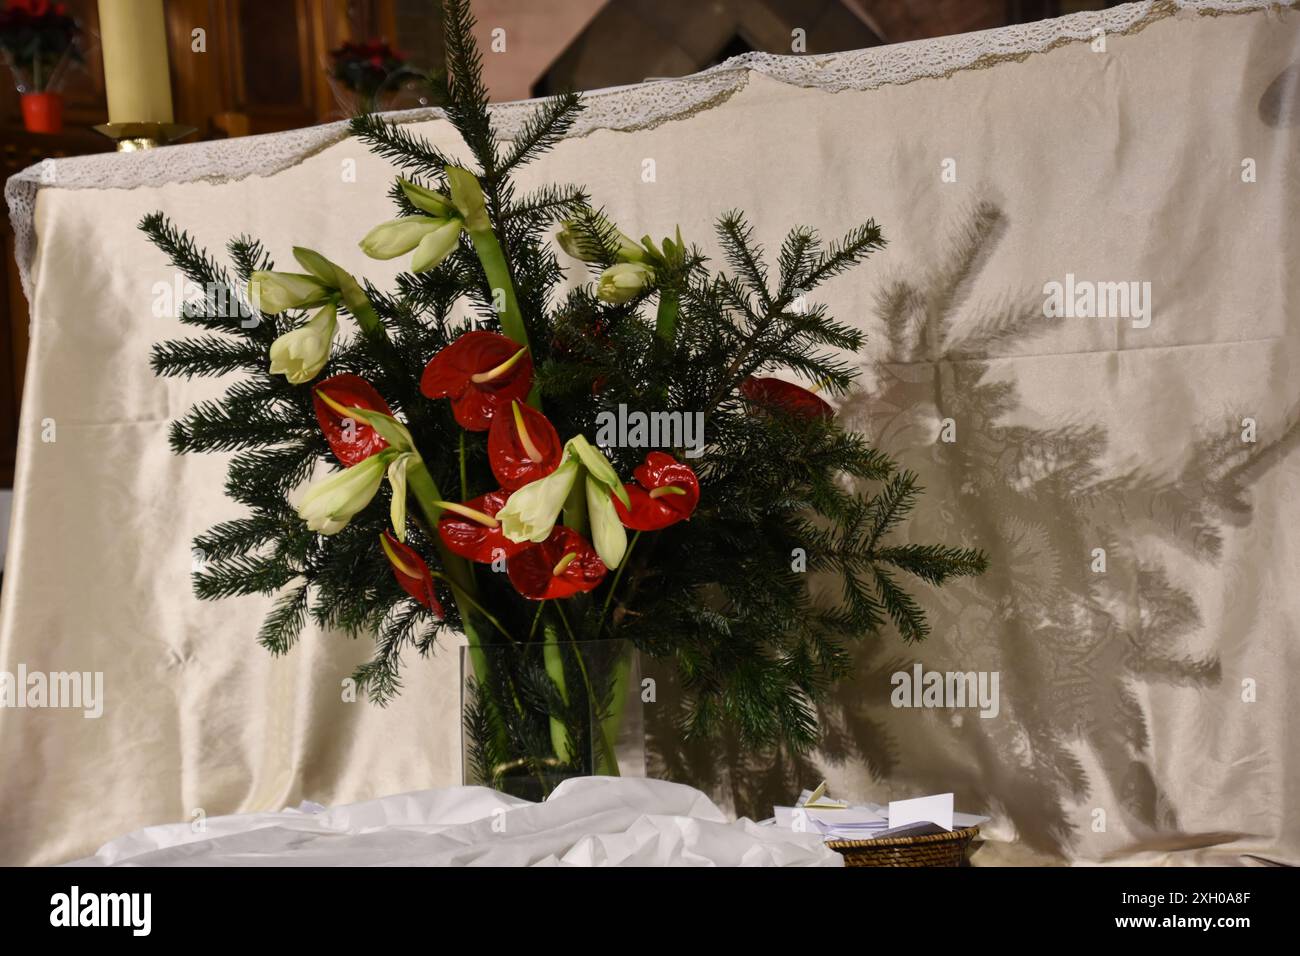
507, 526, 607, 600
420, 331, 533, 431
488, 400, 562, 490
379, 530, 444, 617
613, 451, 700, 531
313, 374, 394, 466
740, 375, 834, 421
436, 490, 530, 563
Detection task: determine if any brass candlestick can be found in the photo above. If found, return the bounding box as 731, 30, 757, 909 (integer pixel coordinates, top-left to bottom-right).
93, 122, 196, 151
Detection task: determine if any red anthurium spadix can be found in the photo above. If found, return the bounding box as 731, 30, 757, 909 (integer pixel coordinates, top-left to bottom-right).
613, 451, 700, 531
420, 330, 533, 431
488, 400, 562, 490
436, 490, 530, 563
379, 530, 444, 617
740, 375, 834, 421
313, 374, 395, 466
507, 526, 607, 600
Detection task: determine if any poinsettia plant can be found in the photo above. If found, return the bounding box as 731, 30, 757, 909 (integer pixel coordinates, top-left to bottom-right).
327, 38, 428, 115
144, 0, 987, 797
0, 0, 79, 93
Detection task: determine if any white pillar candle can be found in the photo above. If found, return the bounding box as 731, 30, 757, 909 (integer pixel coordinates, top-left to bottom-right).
97, 0, 174, 125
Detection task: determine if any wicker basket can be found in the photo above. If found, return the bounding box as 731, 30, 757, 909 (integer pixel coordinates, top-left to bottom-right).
827, 825, 980, 867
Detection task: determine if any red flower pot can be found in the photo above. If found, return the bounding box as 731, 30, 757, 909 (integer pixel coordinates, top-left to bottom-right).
21, 92, 64, 134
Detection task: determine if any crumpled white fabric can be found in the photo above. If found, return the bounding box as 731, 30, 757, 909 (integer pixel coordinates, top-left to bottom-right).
65, 777, 841, 867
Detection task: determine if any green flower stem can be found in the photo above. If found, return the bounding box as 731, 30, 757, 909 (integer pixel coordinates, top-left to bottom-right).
430, 572, 514, 643
562, 472, 589, 537
591, 528, 638, 776
408, 457, 530, 775
335, 272, 384, 339
406, 458, 489, 672
600, 530, 641, 632
554, 601, 620, 777
466, 227, 524, 344
529, 600, 547, 640
542, 616, 573, 762
655, 289, 679, 342
466, 226, 541, 408
600, 646, 633, 778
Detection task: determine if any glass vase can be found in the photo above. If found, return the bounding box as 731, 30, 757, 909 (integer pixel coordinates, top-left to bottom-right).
460, 638, 643, 801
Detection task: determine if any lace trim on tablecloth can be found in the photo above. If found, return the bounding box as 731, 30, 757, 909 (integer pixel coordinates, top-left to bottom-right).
3, 0, 1290, 301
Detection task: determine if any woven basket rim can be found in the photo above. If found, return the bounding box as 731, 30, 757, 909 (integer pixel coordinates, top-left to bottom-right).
825, 824, 980, 850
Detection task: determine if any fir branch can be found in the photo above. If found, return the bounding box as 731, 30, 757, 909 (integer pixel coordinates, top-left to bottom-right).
874, 543, 990, 584
259, 583, 310, 655
228, 235, 272, 283
800, 221, 886, 291
151, 336, 268, 379
777, 227, 818, 301
139, 212, 229, 288
194, 552, 297, 600
351, 601, 433, 703
717, 211, 771, 308
170, 400, 305, 455
564, 205, 627, 267
440, 0, 496, 176
348, 113, 456, 177
499, 92, 584, 175
871, 566, 928, 643
866, 470, 919, 549
193, 515, 283, 563
503, 184, 589, 227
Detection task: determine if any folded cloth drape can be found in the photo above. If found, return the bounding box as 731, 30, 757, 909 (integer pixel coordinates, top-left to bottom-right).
65, 777, 841, 867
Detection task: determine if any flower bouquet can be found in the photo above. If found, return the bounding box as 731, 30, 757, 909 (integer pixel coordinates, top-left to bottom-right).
144, 0, 987, 799
326, 39, 432, 117
0, 0, 81, 133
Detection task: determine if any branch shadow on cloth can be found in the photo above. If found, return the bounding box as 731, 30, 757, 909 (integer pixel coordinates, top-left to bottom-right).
643, 199, 1296, 858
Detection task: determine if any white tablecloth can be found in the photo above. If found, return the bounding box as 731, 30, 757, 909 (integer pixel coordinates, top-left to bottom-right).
66, 777, 841, 867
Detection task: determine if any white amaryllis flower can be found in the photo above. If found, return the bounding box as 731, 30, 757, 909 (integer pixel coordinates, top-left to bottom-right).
498, 457, 579, 544
555, 214, 644, 264
596, 261, 655, 304
387, 452, 415, 542
359, 217, 463, 273
444, 165, 490, 232
399, 178, 454, 217
269, 303, 337, 384
585, 474, 627, 569
498, 436, 631, 559
248, 270, 333, 314
297, 451, 392, 535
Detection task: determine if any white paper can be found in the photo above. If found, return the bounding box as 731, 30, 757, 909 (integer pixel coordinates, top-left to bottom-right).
888, 793, 954, 831
775, 805, 886, 830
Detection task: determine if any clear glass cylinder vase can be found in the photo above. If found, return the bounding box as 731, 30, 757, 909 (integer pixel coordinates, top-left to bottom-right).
460, 639, 643, 801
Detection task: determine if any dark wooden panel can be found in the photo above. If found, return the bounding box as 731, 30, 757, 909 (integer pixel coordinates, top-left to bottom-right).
0, 129, 114, 490
239, 1, 308, 108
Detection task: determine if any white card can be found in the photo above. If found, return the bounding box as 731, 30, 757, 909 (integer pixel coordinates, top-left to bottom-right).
888, 793, 954, 831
